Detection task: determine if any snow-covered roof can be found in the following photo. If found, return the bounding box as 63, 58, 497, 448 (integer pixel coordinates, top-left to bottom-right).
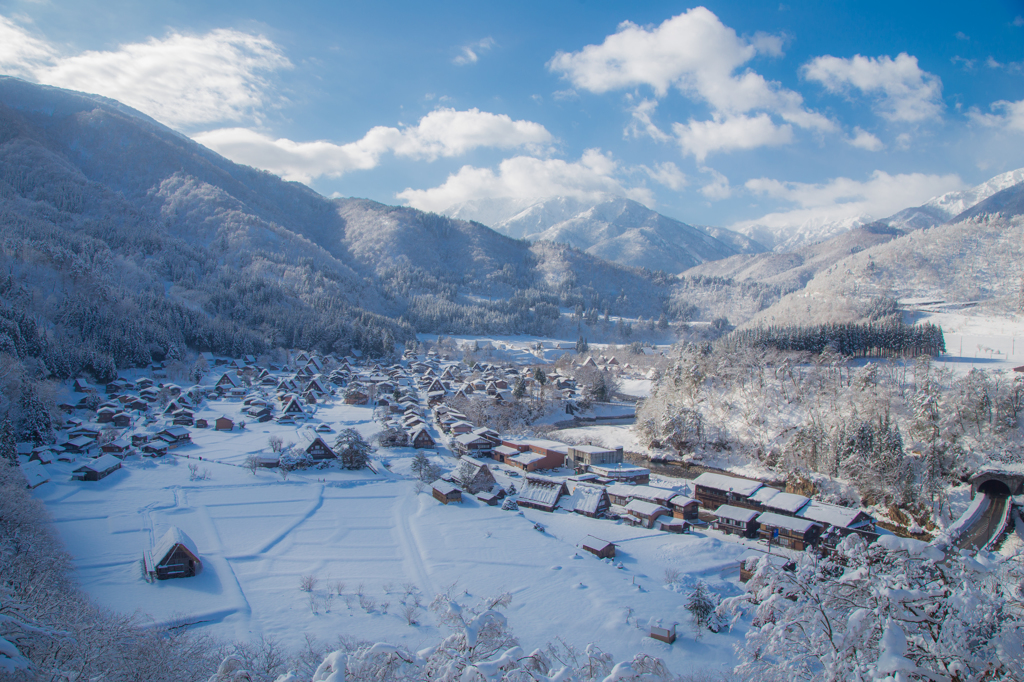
22, 461, 50, 488
588, 464, 649, 476
748, 486, 781, 504
607, 484, 676, 504
670, 495, 698, 507
493, 445, 519, 456
567, 483, 607, 515
694, 473, 763, 497
74, 454, 122, 473
713, 504, 759, 523
509, 451, 546, 465
797, 500, 872, 529
518, 476, 565, 507
455, 434, 492, 447
762, 492, 810, 514
152, 526, 200, 565
625, 499, 670, 517
432, 480, 461, 496
581, 535, 613, 552
757, 512, 819, 534
567, 444, 617, 454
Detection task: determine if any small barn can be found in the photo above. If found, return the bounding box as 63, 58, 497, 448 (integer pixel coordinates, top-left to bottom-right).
214, 416, 235, 431
144, 527, 202, 580
669, 495, 700, 521
432, 480, 463, 505
581, 535, 615, 559
624, 499, 671, 529
72, 454, 122, 481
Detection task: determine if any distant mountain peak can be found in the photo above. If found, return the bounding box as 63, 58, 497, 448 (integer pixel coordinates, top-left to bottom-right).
443, 195, 765, 273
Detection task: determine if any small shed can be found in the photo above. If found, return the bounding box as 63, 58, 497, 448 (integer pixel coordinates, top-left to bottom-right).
649, 620, 677, 644
22, 461, 50, 489
432, 480, 463, 505
144, 527, 202, 580
214, 416, 235, 431
195, 418, 209, 429
581, 535, 615, 559
72, 454, 122, 481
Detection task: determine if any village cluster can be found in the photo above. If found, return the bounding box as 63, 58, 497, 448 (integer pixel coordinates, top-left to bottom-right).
18, 345, 882, 590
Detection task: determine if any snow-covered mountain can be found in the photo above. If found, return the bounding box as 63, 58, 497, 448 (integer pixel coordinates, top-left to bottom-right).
444, 196, 766, 273
0, 77, 676, 371
883, 167, 1024, 230
730, 167, 1024, 252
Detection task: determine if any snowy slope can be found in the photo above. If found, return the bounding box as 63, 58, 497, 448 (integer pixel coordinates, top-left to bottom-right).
445, 196, 765, 274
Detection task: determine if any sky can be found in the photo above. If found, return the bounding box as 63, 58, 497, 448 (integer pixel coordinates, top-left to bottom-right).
0, 0, 1022, 233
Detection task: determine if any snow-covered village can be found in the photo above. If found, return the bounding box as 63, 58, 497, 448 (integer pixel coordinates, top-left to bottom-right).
2, 2, 1024, 682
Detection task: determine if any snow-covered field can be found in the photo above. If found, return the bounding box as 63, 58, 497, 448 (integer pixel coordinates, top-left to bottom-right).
917, 312, 1024, 374
32, 398, 764, 674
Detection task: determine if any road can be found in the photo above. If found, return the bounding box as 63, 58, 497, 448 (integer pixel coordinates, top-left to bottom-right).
956, 494, 1009, 550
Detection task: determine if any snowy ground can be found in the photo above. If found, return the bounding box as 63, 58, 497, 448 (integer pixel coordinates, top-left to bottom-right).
911, 311, 1024, 374
31, 397, 769, 675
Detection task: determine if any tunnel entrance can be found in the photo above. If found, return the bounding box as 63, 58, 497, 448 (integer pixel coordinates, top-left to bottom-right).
978, 479, 1012, 497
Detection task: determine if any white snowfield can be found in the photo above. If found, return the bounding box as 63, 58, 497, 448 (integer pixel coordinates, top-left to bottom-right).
33, 399, 763, 673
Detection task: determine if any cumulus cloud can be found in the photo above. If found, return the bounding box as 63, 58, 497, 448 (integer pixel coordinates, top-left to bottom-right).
549, 7, 832, 158
396, 149, 653, 212
969, 98, 1024, 133
453, 37, 495, 65
0, 14, 290, 128
802, 52, 943, 122
700, 167, 732, 200
847, 127, 884, 151
673, 113, 793, 161
736, 170, 964, 233
643, 161, 687, 190
195, 108, 554, 183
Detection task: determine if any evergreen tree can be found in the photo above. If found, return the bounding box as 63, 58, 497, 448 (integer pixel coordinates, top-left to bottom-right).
575, 336, 589, 354
0, 415, 16, 465
334, 428, 371, 469
512, 377, 526, 401
18, 387, 53, 445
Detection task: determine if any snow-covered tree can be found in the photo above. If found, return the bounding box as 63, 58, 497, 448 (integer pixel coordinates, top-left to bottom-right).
721, 534, 1024, 681
334, 429, 371, 469
684, 580, 721, 640
0, 415, 16, 465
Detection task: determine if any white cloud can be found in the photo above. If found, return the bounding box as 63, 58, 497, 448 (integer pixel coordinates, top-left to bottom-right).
673, 113, 793, 161
195, 108, 554, 183
549, 7, 832, 159
969, 98, 1024, 133
802, 52, 943, 122
737, 170, 964, 231
0, 15, 54, 78
643, 161, 687, 190
453, 37, 495, 65
700, 167, 732, 200
848, 127, 884, 151
396, 149, 653, 212
0, 14, 291, 128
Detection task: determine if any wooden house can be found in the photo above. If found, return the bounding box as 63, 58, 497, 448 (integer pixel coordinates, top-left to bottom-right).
142, 442, 169, 457
29, 449, 54, 465
112, 413, 132, 428
63, 436, 96, 455
712, 505, 760, 538
624, 499, 671, 529
195, 418, 209, 429
281, 396, 307, 416
693, 473, 766, 512
566, 482, 610, 518
502, 438, 569, 471
214, 416, 234, 431
216, 371, 241, 390
566, 444, 623, 470
144, 527, 201, 580
101, 438, 131, 456
756, 512, 823, 551
583, 463, 650, 484
344, 388, 368, 405
450, 421, 474, 435
606, 484, 676, 508
410, 427, 435, 449
453, 433, 494, 458
455, 459, 497, 494
96, 407, 116, 423
72, 454, 122, 481
491, 444, 519, 463
581, 535, 615, 559
157, 426, 192, 446
669, 495, 700, 521
305, 436, 336, 461
432, 480, 463, 505
797, 500, 877, 545
73, 378, 93, 393
516, 475, 566, 512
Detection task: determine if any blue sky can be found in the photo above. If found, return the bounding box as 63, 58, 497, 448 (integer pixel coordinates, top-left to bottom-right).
0, 0, 1022, 232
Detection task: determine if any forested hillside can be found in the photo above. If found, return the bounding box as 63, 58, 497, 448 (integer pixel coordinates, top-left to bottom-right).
0, 77, 674, 394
